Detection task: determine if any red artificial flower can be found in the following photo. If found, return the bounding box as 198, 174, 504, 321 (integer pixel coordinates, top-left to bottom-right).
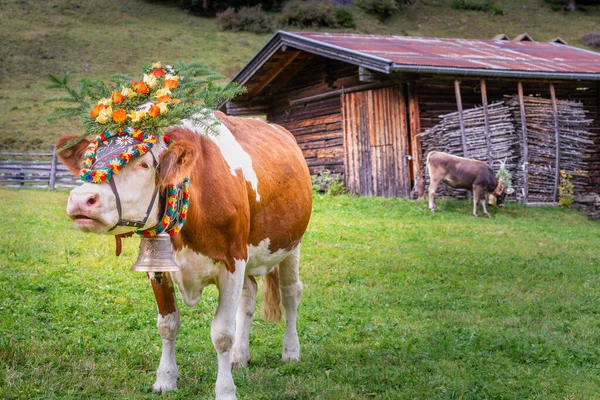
112, 91, 126, 105
151, 69, 166, 77
131, 80, 149, 94
148, 104, 160, 118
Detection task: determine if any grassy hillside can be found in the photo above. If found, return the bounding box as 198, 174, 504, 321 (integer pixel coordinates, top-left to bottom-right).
1, 0, 599, 152
1, 189, 600, 398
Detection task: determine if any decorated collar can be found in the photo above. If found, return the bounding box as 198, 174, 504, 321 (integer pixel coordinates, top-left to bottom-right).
493, 179, 506, 196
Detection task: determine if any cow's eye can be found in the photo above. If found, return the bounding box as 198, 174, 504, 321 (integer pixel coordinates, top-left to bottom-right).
139, 161, 151, 169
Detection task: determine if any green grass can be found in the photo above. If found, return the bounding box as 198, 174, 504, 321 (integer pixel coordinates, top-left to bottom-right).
2, 0, 600, 152
1, 188, 600, 399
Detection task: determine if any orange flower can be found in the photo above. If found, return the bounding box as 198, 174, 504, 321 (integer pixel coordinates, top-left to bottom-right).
164, 79, 179, 89
157, 94, 172, 103
131, 80, 149, 94
112, 109, 127, 123
89, 104, 105, 118
151, 68, 165, 77
172, 98, 181, 104
148, 104, 160, 118
111, 91, 126, 105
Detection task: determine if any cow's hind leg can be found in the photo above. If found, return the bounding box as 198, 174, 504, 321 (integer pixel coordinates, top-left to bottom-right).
279, 246, 303, 362
428, 177, 443, 212
473, 186, 484, 217
149, 272, 180, 393
213, 261, 246, 400
231, 275, 257, 368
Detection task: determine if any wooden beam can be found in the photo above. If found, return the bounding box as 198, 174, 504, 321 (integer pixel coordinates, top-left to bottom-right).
480, 79, 493, 165
248, 51, 301, 97
288, 82, 389, 106
454, 80, 468, 157
549, 82, 561, 202
518, 81, 529, 203
408, 82, 424, 198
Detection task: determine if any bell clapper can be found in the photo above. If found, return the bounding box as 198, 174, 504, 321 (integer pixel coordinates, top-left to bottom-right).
155, 272, 163, 285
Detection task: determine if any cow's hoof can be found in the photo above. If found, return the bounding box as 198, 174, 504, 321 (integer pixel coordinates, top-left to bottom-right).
231, 357, 250, 369
152, 381, 177, 394
231, 348, 250, 369
282, 349, 300, 362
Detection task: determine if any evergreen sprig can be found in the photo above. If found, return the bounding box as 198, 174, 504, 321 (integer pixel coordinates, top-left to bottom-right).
47, 62, 245, 151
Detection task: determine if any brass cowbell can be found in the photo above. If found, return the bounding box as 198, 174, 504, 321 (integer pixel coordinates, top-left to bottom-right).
131, 233, 181, 272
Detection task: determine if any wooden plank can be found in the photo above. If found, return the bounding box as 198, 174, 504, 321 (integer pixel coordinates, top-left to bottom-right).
248, 51, 301, 97
454, 79, 468, 157
518, 81, 529, 203
549, 83, 561, 202
49, 147, 58, 189
288, 82, 389, 107
409, 82, 424, 198
480, 79, 493, 165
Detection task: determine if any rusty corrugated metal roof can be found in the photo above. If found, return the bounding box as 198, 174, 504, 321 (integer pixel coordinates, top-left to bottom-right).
292, 32, 600, 76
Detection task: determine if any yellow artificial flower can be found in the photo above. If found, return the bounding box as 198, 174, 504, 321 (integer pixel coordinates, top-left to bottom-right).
143, 73, 158, 88
155, 88, 171, 98
98, 97, 112, 106
96, 106, 112, 124
152, 61, 162, 69
128, 110, 147, 122
121, 86, 137, 99
157, 102, 168, 114
164, 73, 179, 82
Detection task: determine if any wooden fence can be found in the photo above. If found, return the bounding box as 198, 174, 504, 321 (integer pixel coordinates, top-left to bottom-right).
0, 150, 80, 189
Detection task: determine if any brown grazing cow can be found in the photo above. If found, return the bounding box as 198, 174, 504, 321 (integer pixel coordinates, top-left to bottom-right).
426, 151, 513, 217
56, 111, 313, 400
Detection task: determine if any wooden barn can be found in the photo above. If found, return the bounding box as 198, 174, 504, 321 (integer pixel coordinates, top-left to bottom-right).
222, 31, 600, 202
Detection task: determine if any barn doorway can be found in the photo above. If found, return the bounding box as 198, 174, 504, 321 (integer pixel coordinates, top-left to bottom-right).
341, 85, 411, 197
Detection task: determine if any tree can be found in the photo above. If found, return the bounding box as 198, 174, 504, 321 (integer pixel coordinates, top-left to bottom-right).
566, 0, 576, 11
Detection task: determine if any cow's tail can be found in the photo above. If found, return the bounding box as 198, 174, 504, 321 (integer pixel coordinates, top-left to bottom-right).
261, 265, 282, 323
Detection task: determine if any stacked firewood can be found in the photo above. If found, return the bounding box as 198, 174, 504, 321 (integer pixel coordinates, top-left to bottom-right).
419, 96, 593, 203
506, 95, 593, 203
418, 101, 520, 199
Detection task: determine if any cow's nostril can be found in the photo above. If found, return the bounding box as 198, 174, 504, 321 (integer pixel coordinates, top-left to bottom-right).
87, 194, 99, 206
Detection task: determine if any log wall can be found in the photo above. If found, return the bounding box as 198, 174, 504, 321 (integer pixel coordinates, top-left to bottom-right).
267, 57, 364, 177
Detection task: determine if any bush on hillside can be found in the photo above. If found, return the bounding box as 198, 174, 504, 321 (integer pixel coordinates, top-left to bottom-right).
355, 0, 398, 20
450, 0, 504, 15
279, 0, 353, 28
581, 32, 600, 48
216, 4, 274, 33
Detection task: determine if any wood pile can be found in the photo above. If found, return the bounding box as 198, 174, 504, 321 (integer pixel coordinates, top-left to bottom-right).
506, 95, 593, 203
417, 101, 520, 199
418, 95, 593, 203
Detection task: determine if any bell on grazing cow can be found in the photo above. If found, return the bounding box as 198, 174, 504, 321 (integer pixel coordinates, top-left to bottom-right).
131, 233, 180, 272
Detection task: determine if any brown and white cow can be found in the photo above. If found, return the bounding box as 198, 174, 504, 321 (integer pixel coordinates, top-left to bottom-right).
56, 111, 312, 399
426, 151, 513, 217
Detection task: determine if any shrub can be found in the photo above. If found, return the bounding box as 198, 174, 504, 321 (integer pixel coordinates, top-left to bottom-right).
216, 4, 274, 33
279, 0, 338, 27
558, 170, 575, 207
450, 0, 504, 15
311, 170, 346, 196
355, 0, 397, 20
581, 32, 600, 48
335, 8, 356, 28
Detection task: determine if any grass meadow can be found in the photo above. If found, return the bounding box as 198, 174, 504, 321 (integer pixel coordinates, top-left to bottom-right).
1, 188, 600, 399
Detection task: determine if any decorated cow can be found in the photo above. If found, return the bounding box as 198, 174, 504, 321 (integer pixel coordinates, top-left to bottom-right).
52, 62, 312, 399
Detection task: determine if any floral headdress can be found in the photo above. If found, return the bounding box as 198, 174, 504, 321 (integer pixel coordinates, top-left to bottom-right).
46, 61, 245, 151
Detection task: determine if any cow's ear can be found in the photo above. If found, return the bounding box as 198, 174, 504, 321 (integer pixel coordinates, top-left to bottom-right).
56, 135, 90, 176
157, 139, 199, 189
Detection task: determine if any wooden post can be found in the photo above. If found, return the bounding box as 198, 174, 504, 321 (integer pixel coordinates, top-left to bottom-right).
49, 146, 58, 189
549, 83, 561, 202
518, 81, 529, 203
454, 80, 468, 157
408, 83, 424, 198
480, 79, 493, 165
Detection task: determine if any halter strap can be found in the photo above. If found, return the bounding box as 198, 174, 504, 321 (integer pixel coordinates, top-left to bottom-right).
107, 150, 159, 232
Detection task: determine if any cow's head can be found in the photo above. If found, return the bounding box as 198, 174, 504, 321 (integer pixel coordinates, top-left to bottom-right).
487, 180, 515, 207
56, 133, 197, 235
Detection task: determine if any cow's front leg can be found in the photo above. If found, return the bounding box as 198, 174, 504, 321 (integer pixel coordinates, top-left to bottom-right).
481, 192, 489, 216
279, 246, 303, 362
231, 275, 257, 368
428, 178, 442, 212
213, 261, 246, 400
472, 186, 483, 217
149, 272, 180, 393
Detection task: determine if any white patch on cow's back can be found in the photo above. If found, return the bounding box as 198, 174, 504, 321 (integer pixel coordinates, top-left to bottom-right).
180, 116, 260, 202
171, 246, 222, 307
246, 238, 294, 276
